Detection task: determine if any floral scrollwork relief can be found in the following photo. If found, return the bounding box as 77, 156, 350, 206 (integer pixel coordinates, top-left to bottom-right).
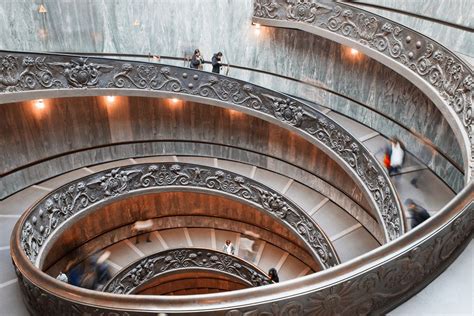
0, 55, 62, 91
254, 0, 279, 19
286, 0, 332, 23
103, 248, 272, 294
20, 163, 339, 268
48, 57, 113, 87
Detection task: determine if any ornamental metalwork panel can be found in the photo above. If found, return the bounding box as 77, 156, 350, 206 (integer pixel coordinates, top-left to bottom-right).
20, 163, 338, 269
103, 248, 272, 294
0, 51, 404, 241
252, 0, 474, 179
12, 194, 473, 315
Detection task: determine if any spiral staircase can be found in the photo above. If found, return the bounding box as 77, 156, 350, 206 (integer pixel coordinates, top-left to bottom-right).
0, 0, 473, 315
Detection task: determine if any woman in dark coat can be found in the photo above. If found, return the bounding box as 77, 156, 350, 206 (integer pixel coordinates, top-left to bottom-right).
190, 49, 204, 70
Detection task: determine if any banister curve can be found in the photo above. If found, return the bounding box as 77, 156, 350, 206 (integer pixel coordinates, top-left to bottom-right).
102, 248, 272, 294
252, 0, 474, 183
10, 182, 473, 315
16, 163, 339, 269
0, 50, 404, 241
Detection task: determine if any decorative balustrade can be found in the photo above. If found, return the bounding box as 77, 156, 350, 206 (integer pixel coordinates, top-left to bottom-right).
252, 0, 474, 181
11, 183, 473, 315
18, 163, 338, 269
103, 248, 272, 294
0, 51, 403, 241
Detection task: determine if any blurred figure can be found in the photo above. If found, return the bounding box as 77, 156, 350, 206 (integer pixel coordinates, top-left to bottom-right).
211, 52, 223, 73
94, 251, 111, 290
56, 271, 68, 283
388, 138, 404, 175
223, 239, 235, 255
133, 219, 153, 244
190, 49, 204, 70
405, 199, 431, 228
268, 268, 279, 283
67, 262, 85, 286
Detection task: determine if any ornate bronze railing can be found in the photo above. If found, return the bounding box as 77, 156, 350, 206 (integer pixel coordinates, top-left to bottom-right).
0, 51, 403, 241
10, 182, 472, 315
17, 163, 338, 269
252, 0, 474, 182
103, 248, 272, 294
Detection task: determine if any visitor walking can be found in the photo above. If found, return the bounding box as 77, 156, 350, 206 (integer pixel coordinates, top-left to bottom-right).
389, 138, 404, 175
133, 219, 153, 244
405, 199, 431, 228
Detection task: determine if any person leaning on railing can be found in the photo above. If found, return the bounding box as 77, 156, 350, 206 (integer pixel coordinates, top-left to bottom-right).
190, 49, 204, 70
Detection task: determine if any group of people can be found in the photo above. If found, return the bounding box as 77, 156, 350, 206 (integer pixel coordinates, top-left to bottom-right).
223, 240, 279, 284
189, 49, 224, 74
383, 138, 430, 229
56, 251, 111, 291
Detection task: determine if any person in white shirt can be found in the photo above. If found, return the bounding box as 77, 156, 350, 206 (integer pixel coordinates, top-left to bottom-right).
389, 138, 405, 175
223, 240, 235, 255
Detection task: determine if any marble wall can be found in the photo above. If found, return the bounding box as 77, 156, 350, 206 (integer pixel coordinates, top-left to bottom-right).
0, 0, 463, 173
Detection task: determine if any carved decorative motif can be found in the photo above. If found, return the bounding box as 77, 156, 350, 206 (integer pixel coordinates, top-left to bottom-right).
0, 55, 61, 91
252, 0, 474, 179
286, 0, 332, 23
48, 57, 113, 87
254, 0, 279, 18
0, 52, 404, 241
103, 248, 272, 294
20, 163, 338, 268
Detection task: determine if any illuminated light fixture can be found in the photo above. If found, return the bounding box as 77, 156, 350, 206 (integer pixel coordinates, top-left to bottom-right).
350, 48, 359, 55
171, 98, 179, 104
35, 99, 45, 109
254, 23, 261, 35
133, 19, 140, 27
106, 96, 115, 103
38, 4, 47, 13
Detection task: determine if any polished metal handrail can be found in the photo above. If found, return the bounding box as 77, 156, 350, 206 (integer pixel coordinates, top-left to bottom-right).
252, 0, 474, 182
0, 50, 403, 241
102, 248, 272, 294
10, 182, 472, 315
17, 163, 339, 269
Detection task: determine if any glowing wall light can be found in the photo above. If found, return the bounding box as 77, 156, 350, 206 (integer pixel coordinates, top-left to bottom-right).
35, 99, 45, 110
38, 4, 47, 13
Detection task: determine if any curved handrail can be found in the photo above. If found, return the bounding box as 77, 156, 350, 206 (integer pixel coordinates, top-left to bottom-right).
252, 0, 474, 182
0, 50, 404, 241
10, 182, 472, 315
102, 248, 272, 294
16, 163, 338, 269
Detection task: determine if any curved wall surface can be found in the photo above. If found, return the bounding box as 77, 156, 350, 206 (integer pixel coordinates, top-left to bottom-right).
0, 0, 463, 188
0, 96, 371, 215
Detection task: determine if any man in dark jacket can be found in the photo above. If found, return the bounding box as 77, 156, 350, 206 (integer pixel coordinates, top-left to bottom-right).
212, 52, 223, 73
405, 199, 431, 228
